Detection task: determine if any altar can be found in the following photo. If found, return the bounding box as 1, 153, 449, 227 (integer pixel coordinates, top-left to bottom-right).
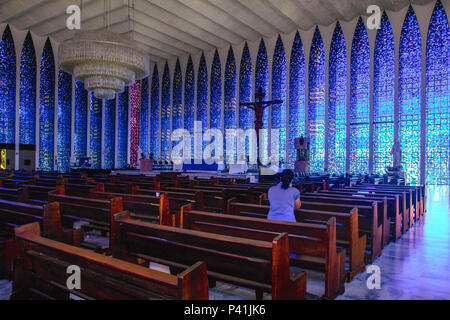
139, 159, 154, 171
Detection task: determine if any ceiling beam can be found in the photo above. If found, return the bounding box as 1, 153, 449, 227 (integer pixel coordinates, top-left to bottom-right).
177, 0, 260, 42
147, 0, 243, 44
134, 10, 213, 52
236, 0, 297, 34
207, 0, 277, 38
134, 0, 229, 49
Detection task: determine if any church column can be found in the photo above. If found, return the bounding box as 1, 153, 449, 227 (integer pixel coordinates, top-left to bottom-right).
322, 25, 333, 173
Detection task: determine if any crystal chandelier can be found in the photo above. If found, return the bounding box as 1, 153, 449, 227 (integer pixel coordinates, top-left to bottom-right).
59, 29, 149, 99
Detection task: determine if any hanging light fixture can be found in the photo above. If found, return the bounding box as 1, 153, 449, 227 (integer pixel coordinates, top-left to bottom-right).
58, 0, 149, 99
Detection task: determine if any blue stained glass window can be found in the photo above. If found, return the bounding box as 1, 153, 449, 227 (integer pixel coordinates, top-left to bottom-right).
172, 60, 182, 162
57, 69, 72, 173
349, 18, 370, 175
150, 66, 160, 159
20, 32, 36, 145
197, 53, 208, 151
89, 93, 102, 169
308, 27, 326, 172
289, 31, 305, 168
271, 35, 286, 166
239, 43, 252, 157
39, 39, 55, 172
172, 59, 182, 133
104, 98, 115, 169
184, 56, 195, 159
210, 50, 222, 130
0, 25, 16, 144
117, 88, 129, 168
161, 62, 171, 161
224, 47, 237, 162
328, 22, 347, 174
184, 56, 195, 132
399, 6, 421, 184
426, 1, 450, 185
140, 77, 149, 158
256, 39, 269, 162
74, 80, 87, 158
373, 13, 395, 174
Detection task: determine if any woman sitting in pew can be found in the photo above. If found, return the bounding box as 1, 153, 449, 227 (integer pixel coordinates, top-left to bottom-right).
267, 169, 301, 222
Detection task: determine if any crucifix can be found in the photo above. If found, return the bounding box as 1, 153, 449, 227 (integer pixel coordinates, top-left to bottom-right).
240, 87, 283, 167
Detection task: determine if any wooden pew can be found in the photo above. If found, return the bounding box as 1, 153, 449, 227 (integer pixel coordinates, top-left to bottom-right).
294, 196, 382, 263
11, 222, 209, 300
180, 204, 346, 299
229, 200, 366, 281
20, 184, 65, 204
135, 188, 204, 211
258, 196, 380, 264
357, 184, 424, 221
317, 189, 402, 241
63, 183, 103, 197
342, 186, 412, 232
302, 193, 391, 248
163, 186, 225, 213
0, 187, 30, 203
0, 200, 80, 279
112, 211, 306, 300
92, 189, 171, 225
48, 191, 123, 252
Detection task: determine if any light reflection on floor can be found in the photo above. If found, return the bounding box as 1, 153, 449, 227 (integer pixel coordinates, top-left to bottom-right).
337, 185, 450, 300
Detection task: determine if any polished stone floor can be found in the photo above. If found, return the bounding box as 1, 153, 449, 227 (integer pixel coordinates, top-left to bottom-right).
1, 186, 449, 300
337, 185, 450, 300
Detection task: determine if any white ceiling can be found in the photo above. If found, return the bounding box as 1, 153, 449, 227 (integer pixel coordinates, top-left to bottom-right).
0, 0, 436, 64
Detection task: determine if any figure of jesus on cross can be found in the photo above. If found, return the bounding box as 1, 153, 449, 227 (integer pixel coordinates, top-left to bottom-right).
240, 87, 283, 167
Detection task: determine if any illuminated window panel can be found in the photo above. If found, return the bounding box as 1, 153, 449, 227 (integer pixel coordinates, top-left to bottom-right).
104, 98, 115, 169
308, 27, 326, 173
224, 47, 237, 163
256, 39, 269, 163
161, 62, 171, 161
0, 25, 16, 144
399, 6, 421, 185
426, 1, 450, 185
328, 22, 347, 174
89, 92, 102, 169
20, 32, 36, 145
271, 35, 286, 166
130, 81, 141, 167
289, 31, 305, 168
349, 18, 370, 175
172, 60, 182, 162
117, 88, 129, 168
172, 59, 182, 131
239, 43, 252, 157
74, 80, 87, 158
184, 56, 195, 159
197, 53, 208, 152
57, 69, 72, 173
150, 66, 160, 159
140, 77, 149, 158
184, 56, 195, 133
39, 39, 55, 172
210, 50, 222, 130
373, 13, 395, 174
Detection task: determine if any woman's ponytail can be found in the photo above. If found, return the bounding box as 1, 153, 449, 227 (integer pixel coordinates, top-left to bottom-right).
280, 169, 294, 190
